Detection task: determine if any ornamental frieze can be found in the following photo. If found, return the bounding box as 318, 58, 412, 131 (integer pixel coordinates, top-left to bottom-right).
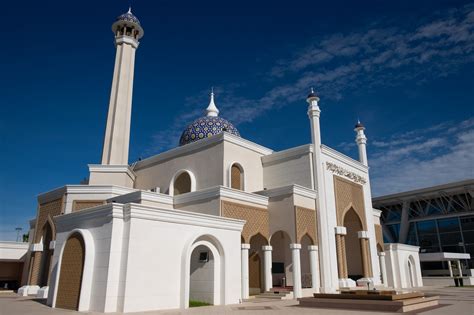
326, 162, 367, 184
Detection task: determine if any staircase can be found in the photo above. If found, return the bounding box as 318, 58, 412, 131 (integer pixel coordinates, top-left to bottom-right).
255, 287, 294, 300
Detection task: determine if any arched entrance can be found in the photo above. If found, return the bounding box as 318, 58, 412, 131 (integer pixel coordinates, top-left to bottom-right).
38, 222, 53, 287
249, 233, 266, 294
407, 255, 416, 288
184, 236, 223, 308
55, 233, 85, 310
344, 208, 364, 281
270, 230, 292, 288
189, 244, 215, 305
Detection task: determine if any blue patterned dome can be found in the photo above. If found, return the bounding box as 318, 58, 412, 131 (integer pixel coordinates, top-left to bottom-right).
116, 9, 141, 25
179, 116, 240, 146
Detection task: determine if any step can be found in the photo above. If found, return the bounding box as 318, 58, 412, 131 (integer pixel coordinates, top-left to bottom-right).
256, 290, 294, 300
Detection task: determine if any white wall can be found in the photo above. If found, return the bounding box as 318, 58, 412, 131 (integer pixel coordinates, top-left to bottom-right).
384, 243, 423, 289
48, 203, 244, 313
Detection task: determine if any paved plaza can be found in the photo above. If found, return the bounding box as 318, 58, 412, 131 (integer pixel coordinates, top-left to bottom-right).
1, 286, 473, 315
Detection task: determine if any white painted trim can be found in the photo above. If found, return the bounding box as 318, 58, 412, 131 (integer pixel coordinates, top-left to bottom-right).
290, 243, 302, 250
106, 190, 173, 205
372, 208, 382, 218
169, 169, 197, 196
37, 185, 136, 204
261, 144, 312, 166
384, 243, 420, 253
255, 184, 317, 199
88, 164, 136, 179
174, 185, 269, 207
334, 226, 347, 235
321, 145, 368, 173
358, 230, 369, 239
308, 245, 318, 251
134, 133, 273, 171
31, 243, 43, 252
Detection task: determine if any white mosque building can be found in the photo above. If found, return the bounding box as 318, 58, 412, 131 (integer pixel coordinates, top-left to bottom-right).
16, 8, 422, 313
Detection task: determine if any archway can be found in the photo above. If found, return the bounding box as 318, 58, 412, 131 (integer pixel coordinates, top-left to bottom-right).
270, 230, 292, 288
230, 163, 244, 190
170, 170, 196, 196
249, 233, 267, 294
189, 244, 215, 305
55, 233, 85, 310
38, 222, 53, 287
183, 235, 223, 308
300, 234, 314, 288
343, 208, 364, 281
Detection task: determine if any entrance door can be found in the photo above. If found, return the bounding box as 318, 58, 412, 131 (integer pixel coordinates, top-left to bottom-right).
55, 233, 85, 310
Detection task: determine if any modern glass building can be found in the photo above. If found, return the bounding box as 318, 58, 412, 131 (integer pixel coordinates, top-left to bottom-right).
373, 179, 474, 274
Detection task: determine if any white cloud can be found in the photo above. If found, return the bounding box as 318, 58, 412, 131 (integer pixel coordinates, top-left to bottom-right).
147, 4, 474, 155
368, 118, 474, 196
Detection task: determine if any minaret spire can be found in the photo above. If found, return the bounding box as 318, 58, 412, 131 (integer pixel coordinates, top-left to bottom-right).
206, 87, 219, 117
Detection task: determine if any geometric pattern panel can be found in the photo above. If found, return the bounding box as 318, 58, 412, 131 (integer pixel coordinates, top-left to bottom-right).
334, 176, 367, 230
72, 200, 106, 212
55, 233, 85, 310
295, 206, 317, 244
221, 201, 269, 243
34, 198, 63, 243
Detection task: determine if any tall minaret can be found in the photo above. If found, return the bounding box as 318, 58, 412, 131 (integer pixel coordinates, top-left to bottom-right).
354, 120, 368, 166
306, 89, 336, 293
101, 8, 144, 165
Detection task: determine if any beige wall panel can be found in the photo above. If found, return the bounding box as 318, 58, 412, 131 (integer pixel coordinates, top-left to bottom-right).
221, 201, 269, 243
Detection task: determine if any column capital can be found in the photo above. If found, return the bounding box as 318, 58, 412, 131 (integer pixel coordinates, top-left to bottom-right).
262, 245, 273, 251
115, 35, 139, 48
308, 245, 319, 251
358, 230, 370, 239
290, 243, 302, 250
241, 243, 250, 250
377, 251, 385, 257
335, 226, 347, 235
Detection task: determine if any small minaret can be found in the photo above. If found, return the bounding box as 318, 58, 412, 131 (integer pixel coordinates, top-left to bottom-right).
101, 8, 144, 165
206, 88, 219, 117
354, 120, 368, 166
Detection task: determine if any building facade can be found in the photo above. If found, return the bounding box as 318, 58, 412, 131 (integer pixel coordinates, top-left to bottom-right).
13, 8, 409, 313
374, 179, 474, 275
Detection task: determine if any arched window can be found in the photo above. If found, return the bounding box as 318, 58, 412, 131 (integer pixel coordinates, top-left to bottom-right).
174, 172, 192, 196
230, 163, 244, 190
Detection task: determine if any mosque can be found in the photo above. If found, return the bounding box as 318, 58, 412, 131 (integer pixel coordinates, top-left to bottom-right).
16, 8, 422, 313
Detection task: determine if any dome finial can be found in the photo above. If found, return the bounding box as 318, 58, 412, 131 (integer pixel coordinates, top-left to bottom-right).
128, 6, 132, 14
206, 87, 219, 117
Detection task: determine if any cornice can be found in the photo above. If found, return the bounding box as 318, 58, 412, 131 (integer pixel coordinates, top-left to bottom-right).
255, 184, 317, 199
384, 243, 420, 252
321, 144, 368, 173
37, 185, 136, 204
107, 190, 173, 205
88, 164, 136, 180
174, 185, 269, 207
126, 203, 246, 232
372, 208, 382, 218
261, 144, 312, 166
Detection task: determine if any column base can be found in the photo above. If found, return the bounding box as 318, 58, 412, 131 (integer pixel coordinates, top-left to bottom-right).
17, 285, 40, 296
338, 278, 356, 288
356, 277, 375, 288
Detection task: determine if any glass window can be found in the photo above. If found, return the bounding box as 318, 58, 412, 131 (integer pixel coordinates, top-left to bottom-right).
437, 218, 460, 233
417, 220, 437, 234
407, 222, 418, 245
386, 224, 400, 242
441, 245, 464, 253
418, 234, 439, 249
462, 230, 474, 245
460, 216, 474, 231
439, 232, 462, 245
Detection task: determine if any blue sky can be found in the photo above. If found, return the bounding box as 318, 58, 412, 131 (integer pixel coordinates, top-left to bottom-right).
1, 0, 473, 240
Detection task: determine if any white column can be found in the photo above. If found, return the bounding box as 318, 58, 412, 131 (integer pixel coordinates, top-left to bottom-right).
241, 244, 250, 300
354, 122, 368, 166
457, 260, 463, 277
448, 261, 453, 277
290, 244, 302, 298
262, 245, 273, 292
307, 91, 335, 292
378, 252, 387, 286
308, 245, 320, 291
